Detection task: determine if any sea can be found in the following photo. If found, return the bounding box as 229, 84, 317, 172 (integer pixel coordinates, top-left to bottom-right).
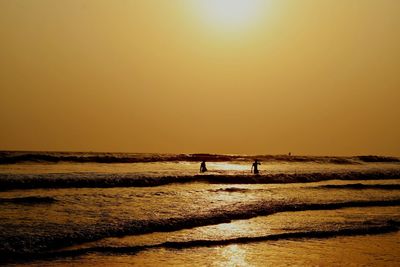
0, 151, 399, 266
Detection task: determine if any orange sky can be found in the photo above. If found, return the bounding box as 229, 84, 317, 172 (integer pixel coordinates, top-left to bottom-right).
0, 0, 399, 155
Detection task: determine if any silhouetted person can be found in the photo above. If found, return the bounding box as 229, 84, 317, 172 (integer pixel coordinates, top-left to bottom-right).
251, 160, 260, 174
288, 152, 291, 156
200, 161, 207, 173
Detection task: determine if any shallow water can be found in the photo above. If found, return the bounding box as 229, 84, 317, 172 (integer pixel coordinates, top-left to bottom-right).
1, 153, 399, 265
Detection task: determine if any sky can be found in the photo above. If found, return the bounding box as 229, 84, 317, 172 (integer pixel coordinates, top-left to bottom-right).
0, 0, 399, 156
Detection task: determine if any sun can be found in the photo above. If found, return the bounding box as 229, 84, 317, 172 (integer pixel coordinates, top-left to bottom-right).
195, 0, 265, 30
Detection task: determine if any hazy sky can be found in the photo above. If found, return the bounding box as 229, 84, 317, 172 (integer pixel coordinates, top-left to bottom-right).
1, 0, 399, 155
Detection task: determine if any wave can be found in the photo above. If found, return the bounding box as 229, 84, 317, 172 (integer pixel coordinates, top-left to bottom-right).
208, 187, 255, 193
2, 220, 399, 263
357, 155, 400, 163
1, 170, 400, 190
60, 220, 400, 254
1, 151, 399, 164
0, 196, 56, 205
1, 198, 399, 261
317, 183, 400, 190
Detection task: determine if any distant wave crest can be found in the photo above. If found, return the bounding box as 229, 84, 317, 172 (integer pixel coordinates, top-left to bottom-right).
1, 151, 399, 164
0, 196, 56, 205
317, 183, 400, 190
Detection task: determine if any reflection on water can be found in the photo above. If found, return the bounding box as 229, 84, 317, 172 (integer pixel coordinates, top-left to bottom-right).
23, 233, 400, 266
208, 162, 250, 171
73, 206, 400, 250
216, 219, 256, 238
220, 245, 249, 267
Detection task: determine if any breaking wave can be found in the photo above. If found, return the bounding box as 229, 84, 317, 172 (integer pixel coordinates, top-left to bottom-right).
317, 183, 400, 190
1, 151, 399, 164
57, 220, 400, 255
1, 170, 400, 190
2, 219, 399, 263
1, 198, 399, 262
0, 196, 56, 205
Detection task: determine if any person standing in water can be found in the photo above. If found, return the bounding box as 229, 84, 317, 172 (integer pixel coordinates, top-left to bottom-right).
200, 161, 207, 173
251, 159, 261, 174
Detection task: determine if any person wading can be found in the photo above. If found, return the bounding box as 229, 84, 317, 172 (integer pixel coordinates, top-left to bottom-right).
251, 159, 261, 174
200, 161, 207, 173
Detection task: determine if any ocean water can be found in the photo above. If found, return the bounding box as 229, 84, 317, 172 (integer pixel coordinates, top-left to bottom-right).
0, 152, 399, 266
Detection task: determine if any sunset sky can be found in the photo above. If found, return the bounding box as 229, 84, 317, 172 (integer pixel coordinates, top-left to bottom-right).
0, 0, 399, 155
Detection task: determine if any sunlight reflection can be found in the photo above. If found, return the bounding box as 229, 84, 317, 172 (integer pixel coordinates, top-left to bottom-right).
220, 244, 249, 267
208, 162, 249, 171
216, 220, 250, 234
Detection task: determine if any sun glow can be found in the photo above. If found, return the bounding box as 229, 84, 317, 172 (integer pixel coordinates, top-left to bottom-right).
195, 0, 266, 30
